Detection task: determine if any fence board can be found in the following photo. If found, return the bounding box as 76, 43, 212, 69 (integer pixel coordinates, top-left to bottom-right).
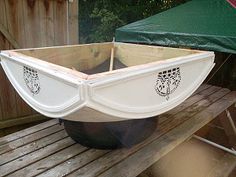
0, 0, 79, 127
5, 0, 25, 48
69, 0, 79, 44
54, 0, 68, 45
22, 0, 41, 48
38, 0, 55, 46
0, 60, 18, 120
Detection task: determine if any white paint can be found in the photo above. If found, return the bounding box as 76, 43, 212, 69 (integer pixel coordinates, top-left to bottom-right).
0, 43, 215, 122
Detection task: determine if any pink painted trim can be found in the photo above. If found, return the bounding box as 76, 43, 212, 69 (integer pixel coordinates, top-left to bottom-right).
227, 0, 236, 8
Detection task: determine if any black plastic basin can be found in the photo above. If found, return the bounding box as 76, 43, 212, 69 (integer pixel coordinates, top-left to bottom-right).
63, 117, 158, 149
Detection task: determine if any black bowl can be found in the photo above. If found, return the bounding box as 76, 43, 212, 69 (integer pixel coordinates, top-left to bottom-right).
63, 117, 158, 150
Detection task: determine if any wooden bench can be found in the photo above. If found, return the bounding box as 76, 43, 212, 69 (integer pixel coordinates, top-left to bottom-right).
0, 84, 236, 177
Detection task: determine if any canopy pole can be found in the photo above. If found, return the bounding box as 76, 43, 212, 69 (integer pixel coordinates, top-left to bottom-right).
109, 38, 115, 71
193, 135, 236, 156
206, 54, 232, 84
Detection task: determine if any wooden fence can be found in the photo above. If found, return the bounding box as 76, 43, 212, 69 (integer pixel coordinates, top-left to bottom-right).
0, 0, 79, 129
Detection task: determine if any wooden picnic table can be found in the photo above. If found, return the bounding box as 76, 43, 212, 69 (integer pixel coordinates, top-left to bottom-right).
0, 84, 236, 177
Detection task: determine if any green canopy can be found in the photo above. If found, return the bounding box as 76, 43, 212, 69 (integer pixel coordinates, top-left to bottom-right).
115, 0, 236, 54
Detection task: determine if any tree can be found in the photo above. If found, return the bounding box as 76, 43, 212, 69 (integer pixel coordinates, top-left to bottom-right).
79, 0, 187, 43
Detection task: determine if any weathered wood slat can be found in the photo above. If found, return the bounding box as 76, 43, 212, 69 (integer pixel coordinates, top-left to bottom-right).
37, 149, 109, 177
0, 137, 75, 176
159, 87, 228, 125
3, 0, 23, 48
53, 0, 67, 46
38, 0, 49, 47
193, 83, 211, 94
219, 108, 236, 149
9, 143, 88, 177
0, 0, 11, 49
35, 88, 214, 177
0, 20, 20, 49
230, 104, 236, 120
0, 62, 17, 120
0, 130, 67, 166
0, 0, 78, 49
0, 0, 30, 122
44, 0, 55, 46
68, 0, 79, 44
65, 88, 231, 177
1, 0, 33, 121
4, 85, 215, 176
159, 86, 222, 123
199, 85, 221, 95
0, 124, 63, 155
0, 68, 5, 120
1, 85, 235, 177
0, 0, 8, 119
97, 91, 236, 177
22, 0, 40, 48
172, 85, 220, 113
15, 93, 34, 117
160, 88, 230, 129
0, 119, 58, 146
0, 0, 79, 128
0, 114, 48, 130
0, 1, 22, 121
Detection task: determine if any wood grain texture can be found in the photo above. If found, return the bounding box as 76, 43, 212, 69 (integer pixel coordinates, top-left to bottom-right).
0, 114, 48, 130
38, 0, 55, 47
193, 83, 211, 93
22, 0, 41, 48
0, 0, 19, 49
0, 0, 33, 120
9, 143, 88, 177
68, 0, 79, 44
0, 0, 11, 49
5, 0, 36, 117
4, 0, 24, 48
53, 0, 67, 46
18, 42, 112, 71
219, 108, 236, 149
0, 137, 74, 176
1, 85, 235, 177
4, 0, 77, 48
114, 43, 198, 67
0, 0, 18, 120
0, 119, 57, 145
0, 68, 4, 120
97, 92, 236, 177
0, 0, 79, 127
0, 22, 20, 48
37, 149, 109, 177
0, 124, 63, 155
0, 130, 67, 165
159, 86, 222, 123
66, 88, 231, 177
229, 104, 236, 124
0, 66, 18, 120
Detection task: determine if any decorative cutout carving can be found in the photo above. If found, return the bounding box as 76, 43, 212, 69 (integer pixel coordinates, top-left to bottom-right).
23, 66, 40, 95
155, 67, 181, 100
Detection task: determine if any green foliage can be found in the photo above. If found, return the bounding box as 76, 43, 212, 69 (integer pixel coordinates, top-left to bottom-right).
79, 0, 187, 43
89, 8, 125, 42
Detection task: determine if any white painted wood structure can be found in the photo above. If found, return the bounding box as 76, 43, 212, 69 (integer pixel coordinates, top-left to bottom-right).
0, 42, 215, 122
1, 85, 236, 177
